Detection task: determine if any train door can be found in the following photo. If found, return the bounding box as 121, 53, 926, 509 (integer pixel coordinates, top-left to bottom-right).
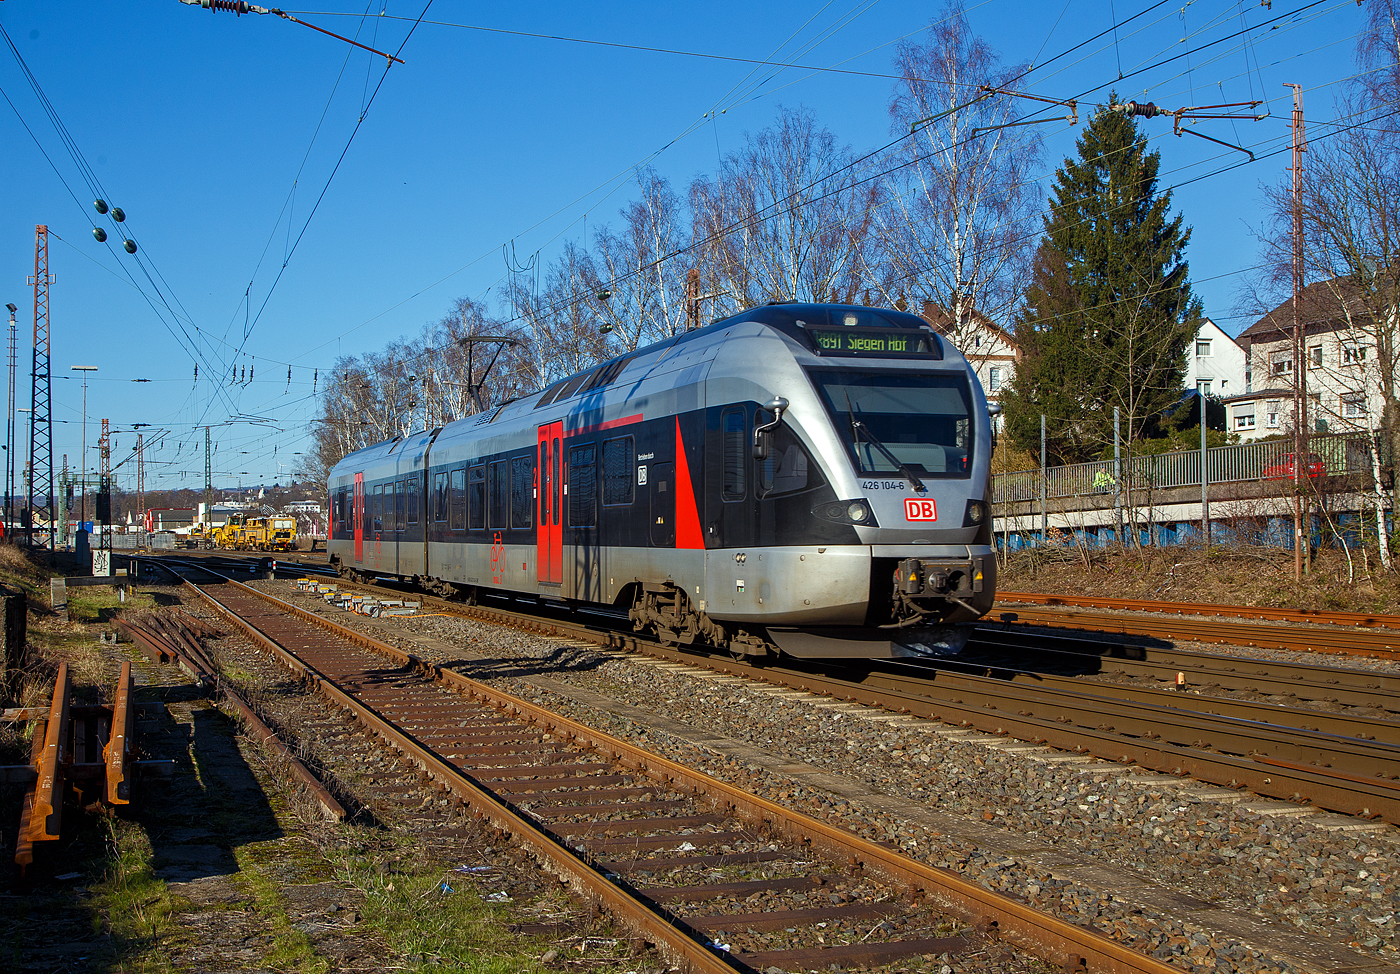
353, 473, 364, 563
536, 422, 563, 583
650, 461, 675, 547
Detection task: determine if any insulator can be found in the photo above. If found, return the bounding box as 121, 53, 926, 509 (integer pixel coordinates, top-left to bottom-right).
93, 199, 109, 214
112, 207, 126, 223
92, 227, 107, 243
199, 0, 254, 13
123, 239, 137, 254
1118, 100, 1164, 118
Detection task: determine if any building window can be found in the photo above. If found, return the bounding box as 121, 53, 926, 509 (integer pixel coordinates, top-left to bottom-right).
1266, 401, 1281, 428
1197, 379, 1212, 396
1344, 346, 1369, 365
988, 367, 1001, 392
1343, 394, 1367, 418
1234, 411, 1255, 430
1196, 340, 1212, 357
1309, 346, 1322, 368
1270, 354, 1292, 376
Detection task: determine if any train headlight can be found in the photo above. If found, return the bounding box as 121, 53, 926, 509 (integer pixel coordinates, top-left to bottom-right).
963, 500, 987, 526
813, 499, 878, 527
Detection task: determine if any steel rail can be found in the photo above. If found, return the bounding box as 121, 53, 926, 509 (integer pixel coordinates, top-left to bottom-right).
1000, 592, 1400, 630
175, 559, 1400, 818
624, 644, 1400, 823
967, 628, 1400, 711
875, 655, 1400, 747
104, 662, 133, 805
172, 565, 1187, 974
995, 605, 1400, 659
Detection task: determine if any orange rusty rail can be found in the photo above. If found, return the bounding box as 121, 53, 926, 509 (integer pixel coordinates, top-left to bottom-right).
998, 592, 1400, 629
17, 662, 69, 871
104, 662, 134, 805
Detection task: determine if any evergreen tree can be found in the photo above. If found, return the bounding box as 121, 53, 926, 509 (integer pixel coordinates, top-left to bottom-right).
1002, 102, 1201, 463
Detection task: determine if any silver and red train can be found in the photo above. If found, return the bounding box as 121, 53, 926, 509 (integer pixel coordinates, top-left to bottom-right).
326, 302, 997, 658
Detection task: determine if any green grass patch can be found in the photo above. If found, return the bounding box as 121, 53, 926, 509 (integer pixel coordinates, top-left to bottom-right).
86, 811, 188, 971
234, 842, 331, 974
66, 586, 157, 623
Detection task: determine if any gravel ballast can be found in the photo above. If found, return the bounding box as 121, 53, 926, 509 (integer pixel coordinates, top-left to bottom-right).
255, 578, 1400, 974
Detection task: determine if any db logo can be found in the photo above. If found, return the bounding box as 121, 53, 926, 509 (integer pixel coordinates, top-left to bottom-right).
903, 497, 937, 521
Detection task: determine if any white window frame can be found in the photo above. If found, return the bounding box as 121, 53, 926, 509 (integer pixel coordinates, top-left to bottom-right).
1343, 394, 1367, 418
987, 366, 1001, 392
1308, 346, 1322, 368
1195, 339, 1212, 357
1344, 346, 1369, 365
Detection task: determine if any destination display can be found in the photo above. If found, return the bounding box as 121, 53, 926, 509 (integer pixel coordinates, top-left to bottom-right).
808, 327, 937, 356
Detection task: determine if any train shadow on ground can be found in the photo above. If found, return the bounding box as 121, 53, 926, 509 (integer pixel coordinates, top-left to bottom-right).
446, 645, 609, 682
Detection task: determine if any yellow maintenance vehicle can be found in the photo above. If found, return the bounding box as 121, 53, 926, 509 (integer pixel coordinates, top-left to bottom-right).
209, 513, 297, 551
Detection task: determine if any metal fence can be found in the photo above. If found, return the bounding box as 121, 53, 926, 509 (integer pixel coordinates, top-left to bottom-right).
993, 430, 1382, 505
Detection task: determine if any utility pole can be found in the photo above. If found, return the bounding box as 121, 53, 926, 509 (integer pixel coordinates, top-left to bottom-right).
1286, 83, 1307, 580
204, 426, 213, 523
1200, 392, 1210, 545
57, 455, 67, 547
96, 418, 111, 573
27, 226, 54, 549
136, 432, 144, 536
72, 366, 97, 524
4, 302, 15, 539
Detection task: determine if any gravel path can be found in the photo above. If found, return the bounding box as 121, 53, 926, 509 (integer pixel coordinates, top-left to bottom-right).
256, 578, 1400, 974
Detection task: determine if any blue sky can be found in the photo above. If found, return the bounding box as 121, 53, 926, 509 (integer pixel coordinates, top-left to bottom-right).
0, 0, 1371, 490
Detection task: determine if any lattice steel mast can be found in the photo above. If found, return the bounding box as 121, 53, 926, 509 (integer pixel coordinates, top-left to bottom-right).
26, 226, 54, 549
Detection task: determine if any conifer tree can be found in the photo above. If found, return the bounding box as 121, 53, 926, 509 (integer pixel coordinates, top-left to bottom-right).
1002, 102, 1201, 463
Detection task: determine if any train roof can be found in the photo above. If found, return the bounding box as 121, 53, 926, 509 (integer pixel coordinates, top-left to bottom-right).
332, 302, 959, 474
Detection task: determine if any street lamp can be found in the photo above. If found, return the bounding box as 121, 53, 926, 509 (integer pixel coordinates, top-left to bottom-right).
71, 366, 97, 523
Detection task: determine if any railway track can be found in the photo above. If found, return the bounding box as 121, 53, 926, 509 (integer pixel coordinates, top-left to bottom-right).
1000, 591, 1400, 629
161, 560, 1178, 974
155, 556, 1400, 820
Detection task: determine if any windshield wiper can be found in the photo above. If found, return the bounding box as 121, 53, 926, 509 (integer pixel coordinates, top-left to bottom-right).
844, 391, 927, 494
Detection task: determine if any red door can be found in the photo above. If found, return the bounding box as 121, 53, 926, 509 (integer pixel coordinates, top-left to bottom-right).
537, 422, 563, 583
353, 473, 364, 563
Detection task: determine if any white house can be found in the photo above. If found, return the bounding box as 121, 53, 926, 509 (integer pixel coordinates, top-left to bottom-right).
917, 300, 1020, 405
1183, 318, 1246, 399
1225, 278, 1387, 442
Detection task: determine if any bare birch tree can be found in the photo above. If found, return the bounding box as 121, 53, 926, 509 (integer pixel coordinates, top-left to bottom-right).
880, 1, 1040, 347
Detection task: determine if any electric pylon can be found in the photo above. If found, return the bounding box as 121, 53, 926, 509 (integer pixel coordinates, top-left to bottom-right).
26, 225, 54, 549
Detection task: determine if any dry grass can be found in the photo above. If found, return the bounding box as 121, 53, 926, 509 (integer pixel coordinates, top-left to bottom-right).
998, 543, 1400, 613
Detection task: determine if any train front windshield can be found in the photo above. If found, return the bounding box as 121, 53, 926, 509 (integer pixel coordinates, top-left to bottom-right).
810, 370, 974, 478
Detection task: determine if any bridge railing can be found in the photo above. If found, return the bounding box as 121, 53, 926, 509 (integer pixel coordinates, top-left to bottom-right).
992, 429, 1381, 505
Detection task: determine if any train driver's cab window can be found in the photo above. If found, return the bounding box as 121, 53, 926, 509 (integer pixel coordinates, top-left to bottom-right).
721, 408, 746, 501
468, 463, 485, 530
449, 468, 466, 531
757, 420, 823, 496
811, 369, 974, 478
434, 472, 448, 522
602, 436, 634, 506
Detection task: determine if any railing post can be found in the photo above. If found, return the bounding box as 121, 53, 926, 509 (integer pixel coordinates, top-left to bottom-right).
1114, 407, 1122, 545
1040, 414, 1047, 545
1201, 393, 1210, 546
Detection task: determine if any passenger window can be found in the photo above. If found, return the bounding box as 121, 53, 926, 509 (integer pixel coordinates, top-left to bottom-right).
407, 476, 420, 524
722, 408, 746, 501
569, 444, 596, 526
602, 436, 633, 506
434, 472, 448, 522
468, 463, 485, 530
373, 485, 384, 532
449, 468, 466, 531
489, 460, 509, 529
511, 455, 534, 529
